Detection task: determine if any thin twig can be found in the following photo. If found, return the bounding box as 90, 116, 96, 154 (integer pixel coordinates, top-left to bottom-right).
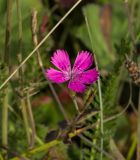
31, 10, 69, 123
0, 0, 82, 90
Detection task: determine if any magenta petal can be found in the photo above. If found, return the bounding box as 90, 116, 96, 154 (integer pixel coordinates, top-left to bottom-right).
51, 50, 71, 72
73, 51, 93, 71
45, 68, 70, 83
80, 68, 99, 84
68, 79, 86, 93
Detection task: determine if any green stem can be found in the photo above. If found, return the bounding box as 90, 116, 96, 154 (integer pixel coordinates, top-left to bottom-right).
21, 99, 30, 145
10, 140, 60, 160
16, 0, 22, 55
2, 0, 13, 149
26, 91, 36, 148
0, 154, 4, 160
2, 88, 9, 147
71, 93, 80, 114
83, 9, 104, 160
127, 133, 137, 160
4, 0, 12, 64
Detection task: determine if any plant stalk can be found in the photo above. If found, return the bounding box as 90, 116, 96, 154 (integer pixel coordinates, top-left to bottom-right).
2, 0, 13, 149
26, 91, 36, 148
83, 9, 104, 160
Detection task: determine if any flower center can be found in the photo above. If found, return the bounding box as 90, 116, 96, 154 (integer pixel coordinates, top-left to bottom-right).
70, 69, 82, 80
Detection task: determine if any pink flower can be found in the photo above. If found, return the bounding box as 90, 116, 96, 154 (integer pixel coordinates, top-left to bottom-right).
45, 50, 99, 93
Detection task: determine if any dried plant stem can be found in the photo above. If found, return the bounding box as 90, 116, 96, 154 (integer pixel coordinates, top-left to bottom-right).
26, 91, 36, 148
0, 0, 82, 90
18, 69, 32, 146
21, 99, 30, 145
110, 139, 125, 160
31, 10, 69, 123
84, 10, 104, 160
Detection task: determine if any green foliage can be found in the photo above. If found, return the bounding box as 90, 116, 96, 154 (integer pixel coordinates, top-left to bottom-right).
103, 38, 130, 114
73, 4, 113, 68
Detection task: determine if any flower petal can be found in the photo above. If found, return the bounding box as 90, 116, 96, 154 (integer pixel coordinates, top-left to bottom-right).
73, 51, 93, 71
51, 50, 71, 72
80, 68, 99, 84
68, 79, 86, 93
45, 68, 70, 83
68, 68, 99, 92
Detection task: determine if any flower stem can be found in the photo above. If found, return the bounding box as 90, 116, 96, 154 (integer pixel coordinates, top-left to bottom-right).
71, 92, 80, 114
73, 98, 80, 114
